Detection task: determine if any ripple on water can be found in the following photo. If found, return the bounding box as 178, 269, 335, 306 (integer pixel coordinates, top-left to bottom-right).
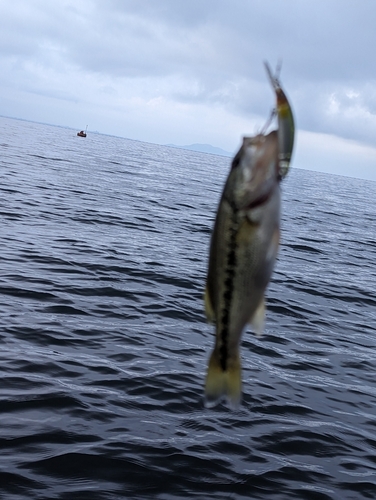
1, 118, 376, 499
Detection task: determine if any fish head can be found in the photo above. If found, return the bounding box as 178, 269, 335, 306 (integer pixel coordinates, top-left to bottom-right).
226, 130, 279, 211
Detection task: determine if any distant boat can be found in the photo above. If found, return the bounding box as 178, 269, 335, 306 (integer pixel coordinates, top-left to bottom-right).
77, 125, 88, 137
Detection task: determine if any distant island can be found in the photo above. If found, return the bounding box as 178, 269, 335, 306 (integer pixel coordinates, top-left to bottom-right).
166, 143, 233, 157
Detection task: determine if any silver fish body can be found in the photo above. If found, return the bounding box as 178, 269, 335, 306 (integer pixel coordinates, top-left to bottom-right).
204, 132, 281, 408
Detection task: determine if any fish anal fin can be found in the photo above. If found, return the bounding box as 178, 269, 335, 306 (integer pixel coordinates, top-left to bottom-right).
204, 285, 215, 323
204, 349, 241, 409
250, 298, 265, 337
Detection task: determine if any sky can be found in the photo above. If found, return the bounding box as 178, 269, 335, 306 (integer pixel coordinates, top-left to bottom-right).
2, 0, 376, 180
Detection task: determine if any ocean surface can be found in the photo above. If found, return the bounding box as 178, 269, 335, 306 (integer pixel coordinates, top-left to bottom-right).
1, 115, 376, 500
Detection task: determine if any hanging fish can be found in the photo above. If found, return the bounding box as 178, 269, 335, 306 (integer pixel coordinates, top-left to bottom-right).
204, 62, 295, 408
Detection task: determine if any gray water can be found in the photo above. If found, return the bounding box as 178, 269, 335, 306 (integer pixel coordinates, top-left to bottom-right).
1, 115, 376, 499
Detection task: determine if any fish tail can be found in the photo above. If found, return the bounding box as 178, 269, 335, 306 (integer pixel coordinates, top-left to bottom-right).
204, 349, 241, 409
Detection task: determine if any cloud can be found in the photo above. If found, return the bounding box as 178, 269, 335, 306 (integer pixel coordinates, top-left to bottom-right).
2, 0, 376, 179
295, 130, 376, 181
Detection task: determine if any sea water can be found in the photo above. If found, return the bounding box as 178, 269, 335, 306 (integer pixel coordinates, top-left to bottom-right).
1, 116, 376, 499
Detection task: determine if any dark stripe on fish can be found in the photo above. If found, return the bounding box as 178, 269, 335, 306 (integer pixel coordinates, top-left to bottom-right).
219, 208, 239, 371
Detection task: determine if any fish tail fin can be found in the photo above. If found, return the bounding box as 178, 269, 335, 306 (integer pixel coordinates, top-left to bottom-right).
204, 349, 242, 409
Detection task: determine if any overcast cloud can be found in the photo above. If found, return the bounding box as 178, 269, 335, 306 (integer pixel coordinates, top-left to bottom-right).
2, 0, 376, 179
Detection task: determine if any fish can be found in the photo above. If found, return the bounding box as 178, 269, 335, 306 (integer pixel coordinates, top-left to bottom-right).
204, 62, 295, 408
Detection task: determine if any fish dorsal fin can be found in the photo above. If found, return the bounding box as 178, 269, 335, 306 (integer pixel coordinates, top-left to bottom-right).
250, 298, 265, 336
204, 285, 215, 323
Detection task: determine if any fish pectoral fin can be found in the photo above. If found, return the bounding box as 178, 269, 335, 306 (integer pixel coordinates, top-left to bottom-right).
204, 285, 215, 323
250, 298, 265, 337
204, 349, 241, 409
